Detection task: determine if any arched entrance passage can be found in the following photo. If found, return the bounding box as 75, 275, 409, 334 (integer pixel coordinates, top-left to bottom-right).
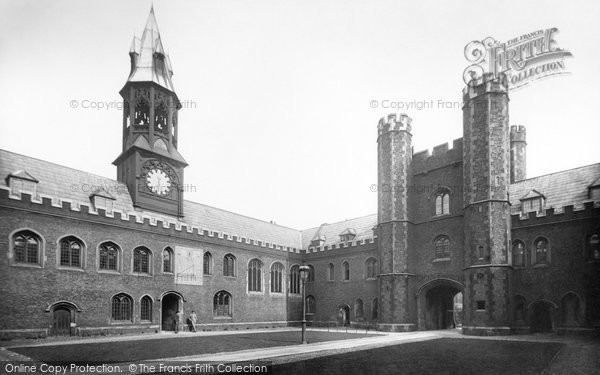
338, 305, 350, 326
160, 291, 184, 331
417, 279, 464, 330
529, 300, 555, 333
46, 301, 81, 336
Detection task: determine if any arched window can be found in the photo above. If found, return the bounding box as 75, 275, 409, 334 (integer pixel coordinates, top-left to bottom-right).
365, 257, 378, 279
290, 265, 300, 294
133, 247, 151, 274
306, 295, 316, 314
435, 192, 450, 215
534, 237, 549, 264
214, 290, 232, 317
513, 241, 525, 267
140, 296, 152, 322
163, 247, 173, 273
203, 252, 212, 275
355, 299, 364, 319
270, 262, 284, 293
111, 293, 133, 321
59, 236, 83, 268
307, 264, 315, 282
223, 254, 236, 277
99, 242, 119, 271
372, 298, 378, 320
248, 259, 263, 292
434, 236, 451, 259
13, 230, 41, 265
328, 263, 335, 281
588, 234, 600, 261
343, 261, 350, 281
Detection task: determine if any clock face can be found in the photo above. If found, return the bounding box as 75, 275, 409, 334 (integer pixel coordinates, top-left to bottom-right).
146, 168, 172, 196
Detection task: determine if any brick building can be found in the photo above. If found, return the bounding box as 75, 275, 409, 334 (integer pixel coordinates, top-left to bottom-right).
1, 9, 599, 339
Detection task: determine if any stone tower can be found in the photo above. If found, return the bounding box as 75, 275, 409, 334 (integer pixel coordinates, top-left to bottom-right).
461, 73, 512, 335
113, 7, 188, 217
510, 125, 527, 183
376, 113, 415, 332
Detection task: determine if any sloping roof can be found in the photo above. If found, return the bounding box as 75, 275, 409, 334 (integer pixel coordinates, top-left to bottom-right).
300, 214, 377, 248
519, 189, 544, 200
0, 149, 302, 249
509, 163, 600, 214
127, 7, 176, 93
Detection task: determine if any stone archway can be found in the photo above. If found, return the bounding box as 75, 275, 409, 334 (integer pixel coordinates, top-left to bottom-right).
160, 292, 183, 331
530, 300, 555, 333
417, 279, 464, 330
46, 301, 80, 336
338, 305, 350, 326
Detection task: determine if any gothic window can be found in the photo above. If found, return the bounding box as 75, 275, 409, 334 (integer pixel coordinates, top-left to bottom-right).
59, 236, 83, 268
163, 247, 173, 273
534, 237, 549, 265
435, 192, 450, 215
140, 296, 152, 322
477, 245, 490, 261
343, 261, 350, 281
372, 298, 379, 320
214, 290, 232, 317
290, 265, 300, 294
355, 299, 364, 319
512, 241, 525, 267
306, 295, 316, 314
12, 230, 42, 265
99, 242, 119, 271
365, 257, 378, 279
133, 247, 151, 274
307, 264, 315, 282
328, 263, 335, 281
270, 262, 284, 293
588, 234, 600, 261
434, 236, 451, 259
248, 259, 263, 292
111, 293, 133, 321
203, 252, 212, 275
223, 254, 236, 277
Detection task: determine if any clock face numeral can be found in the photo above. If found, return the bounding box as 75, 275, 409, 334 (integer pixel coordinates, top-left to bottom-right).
146, 168, 172, 196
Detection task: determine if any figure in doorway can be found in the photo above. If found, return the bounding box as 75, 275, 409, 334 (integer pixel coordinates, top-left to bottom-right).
174, 310, 183, 333
189, 310, 197, 332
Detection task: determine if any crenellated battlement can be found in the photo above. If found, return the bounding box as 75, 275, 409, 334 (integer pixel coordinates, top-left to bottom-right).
303, 237, 378, 256
510, 125, 527, 143
0, 187, 303, 254
412, 138, 463, 174
511, 201, 600, 226
377, 113, 412, 136
463, 72, 509, 101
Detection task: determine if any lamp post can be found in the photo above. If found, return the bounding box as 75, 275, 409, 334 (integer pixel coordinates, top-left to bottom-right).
299, 265, 310, 344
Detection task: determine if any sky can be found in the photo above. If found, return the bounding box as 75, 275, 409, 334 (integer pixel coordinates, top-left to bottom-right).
0, 0, 598, 230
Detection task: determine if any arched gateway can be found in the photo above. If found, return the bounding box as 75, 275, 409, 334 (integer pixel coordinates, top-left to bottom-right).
417, 279, 464, 330
160, 291, 185, 331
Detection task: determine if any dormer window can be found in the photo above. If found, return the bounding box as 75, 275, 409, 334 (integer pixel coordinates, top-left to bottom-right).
589, 178, 600, 201
7, 170, 38, 197
520, 190, 545, 214
90, 188, 115, 214
339, 228, 356, 243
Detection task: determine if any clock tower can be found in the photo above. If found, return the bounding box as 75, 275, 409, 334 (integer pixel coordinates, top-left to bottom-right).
113, 7, 187, 217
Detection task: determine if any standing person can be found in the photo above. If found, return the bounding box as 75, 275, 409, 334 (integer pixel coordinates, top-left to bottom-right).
189, 310, 197, 332
174, 310, 182, 334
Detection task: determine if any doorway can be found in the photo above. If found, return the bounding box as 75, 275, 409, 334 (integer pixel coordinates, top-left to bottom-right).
417, 279, 464, 331
161, 293, 181, 331
52, 307, 72, 336
530, 301, 554, 333
338, 305, 350, 326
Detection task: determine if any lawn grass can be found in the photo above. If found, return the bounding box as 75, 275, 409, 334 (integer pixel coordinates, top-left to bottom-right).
10, 330, 373, 362
274, 338, 564, 375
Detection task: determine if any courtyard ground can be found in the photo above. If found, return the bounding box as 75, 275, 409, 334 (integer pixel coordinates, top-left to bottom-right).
1, 328, 598, 374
